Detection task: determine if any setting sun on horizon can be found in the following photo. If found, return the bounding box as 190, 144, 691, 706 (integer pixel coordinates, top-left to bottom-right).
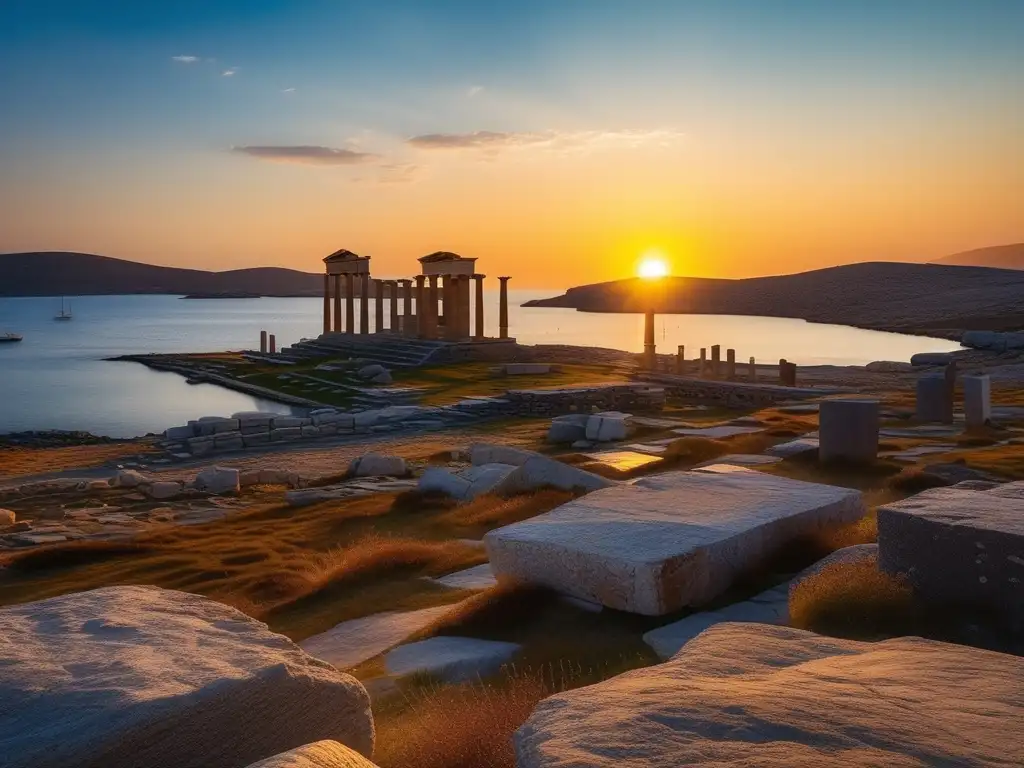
637, 254, 670, 279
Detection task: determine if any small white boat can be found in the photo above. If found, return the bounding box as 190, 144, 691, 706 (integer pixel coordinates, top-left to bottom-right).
0, 332, 22, 343
54, 297, 72, 321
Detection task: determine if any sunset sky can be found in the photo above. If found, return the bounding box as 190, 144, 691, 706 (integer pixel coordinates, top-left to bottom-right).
1, 0, 1021, 287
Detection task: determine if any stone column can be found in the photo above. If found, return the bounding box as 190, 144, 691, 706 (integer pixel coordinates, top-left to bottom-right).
473, 274, 486, 339
260, 330, 268, 353
819, 398, 879, 464
322, 274, 331, 334
459, 275, 472, 339
643, 310, 656, 370
268, 334, 276, 354
916, 374, 951, 423
710, 345, 721, 378
963, 374, 991, 429
779, 359, 797, 387
415, 275, 427, 338
374, 280, 385, 333
345, 274, 355, 334
388, 281, 399, 332
699, 348, 707, 377
675, 345, 685, 374
360, 273, 370, 334
400, 279, 414, 335
427, 274, 440, 338
726, 349, 736, 380
749, 357, 756, 381
498, 276, 510, 339
333, 274, 342, 333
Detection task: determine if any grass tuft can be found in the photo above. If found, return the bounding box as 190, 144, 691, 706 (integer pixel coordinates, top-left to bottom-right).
789, 558, 920, 639
1, 541, 155, 572
887, 466, 952, 493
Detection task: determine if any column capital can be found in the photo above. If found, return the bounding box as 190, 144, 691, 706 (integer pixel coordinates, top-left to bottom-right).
472, 273, 487, 280
498, 275, 511, 281
414, 274, 426, 284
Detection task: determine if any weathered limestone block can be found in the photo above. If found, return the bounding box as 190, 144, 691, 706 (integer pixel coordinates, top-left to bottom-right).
244, 433, 272, 447
469, 443, 536, 467
418, 467, 473, 499
302, 425, 320, 437
911, 351, 956, 366
818, 398, 879, 464
115, 469, 149, 488
765, 437, 819, 458
239, 469, 262, 487
194, 466, 241, 495
486, 468, 863, 614
164, 425, 194, 441
515, 623, 1024, 767
271, 416, 306, 429
214, 431, 245, 451
585, 411, 634, 442
878, 487, 1024, 629
271, 427, 303, 442
187, 436, 215, 455
348, 453, 407, 477
245, 741, 380, 768
146, 481, 185, 500
0, 586, 374, 768
916, 374, 952, 423
192, 416, 241, 436
963, 374, 992, 429
546, 414, 589, 444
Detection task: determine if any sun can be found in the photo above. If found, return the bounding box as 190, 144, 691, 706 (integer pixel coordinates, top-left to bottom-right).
637, 255, 669, 279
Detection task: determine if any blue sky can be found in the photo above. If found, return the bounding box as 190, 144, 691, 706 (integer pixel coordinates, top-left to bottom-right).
0, 0, 1021, 283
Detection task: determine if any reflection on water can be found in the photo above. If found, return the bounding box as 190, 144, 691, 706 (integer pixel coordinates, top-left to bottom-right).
0, 293, 960, 437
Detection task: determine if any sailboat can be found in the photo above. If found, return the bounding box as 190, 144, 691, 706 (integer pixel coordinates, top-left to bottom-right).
54, 297, 72, 321
0, 332, 22, 343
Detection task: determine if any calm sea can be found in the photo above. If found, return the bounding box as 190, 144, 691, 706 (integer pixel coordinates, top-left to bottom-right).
0, 292, 960, 437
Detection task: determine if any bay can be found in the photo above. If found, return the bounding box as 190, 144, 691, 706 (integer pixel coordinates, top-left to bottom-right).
0, 292, 960, 437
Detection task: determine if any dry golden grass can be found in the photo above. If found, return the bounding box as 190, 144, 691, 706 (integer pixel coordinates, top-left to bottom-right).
886, 466, 954, 493
789, 558, 920, 639
0, 441, 155, 481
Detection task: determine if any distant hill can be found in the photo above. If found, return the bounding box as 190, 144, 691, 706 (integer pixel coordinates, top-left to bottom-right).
0, 252, 323, 297
930, 243, 1024, 270
524, 261, 1024, 336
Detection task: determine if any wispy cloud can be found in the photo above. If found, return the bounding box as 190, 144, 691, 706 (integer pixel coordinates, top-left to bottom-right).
466, 85, 484, 98
222, 67, 238, 77
171, 55, 199, 63
281, 87, 296, 93
407, 129, 683, 153
231, 145, 379, 166
377, 163, 422, 184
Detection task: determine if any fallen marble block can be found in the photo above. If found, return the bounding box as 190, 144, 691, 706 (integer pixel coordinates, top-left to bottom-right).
878, 487, 1024, 630
146, 481, 185, 500
515, 623, 1024, 767
467, 444, 614, 493
0, 586, 373, 768
765, 437, 819, 458
348, 453, 407, 477
194, 466, 241, 495
585, 411, 634, 442
486, 467, 863, 615
430, 563, 498, 590
385, 636, 520, 683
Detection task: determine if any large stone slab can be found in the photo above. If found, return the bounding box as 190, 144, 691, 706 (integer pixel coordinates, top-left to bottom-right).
0, 586, 373, 768
485, 468, 864, 615
245, 741, 380, 768
672, 425, 764, 439
467, 443, 615, 493
878, 487, 1024, 629
430, 563, 498, 590
384, 636, 520, 683
515, 623, 1024, 767
818, 397, 879, 463
300, 604, 456, 670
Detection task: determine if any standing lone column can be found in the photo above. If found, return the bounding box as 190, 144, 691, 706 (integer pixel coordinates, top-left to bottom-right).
268, 334, 276, 354
388, 281, 399, 332
427, 274, 440, 338
322, 274, 331, 334
400, 279, 414, 335
643, 310, 656, 370
675, 345, 685, 374
333, 274, 342, 333
415, 276, 427, 338
374, 280, 385, 333
359, 273, 370, 334
726, 349, 736, 380
260, 330, 268, 353
498, 276, 510, 339
473, 274, 485, 339
344, 274, 355, 334
710, 345, 721, 378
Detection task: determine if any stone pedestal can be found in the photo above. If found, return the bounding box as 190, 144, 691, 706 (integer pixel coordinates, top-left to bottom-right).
819, 398, 879, 464
916, 374, 952, 423
359, 273, 370, 334
345, 274, 355, 334
710, 345, 721, 377
748, 357, 756, 381
726, 349, 736, 380
498, 276, 510, 339
779, 360, 797, 387
963, 374, 991, 429
260, 330, 267, 353
676, 345, 685, 374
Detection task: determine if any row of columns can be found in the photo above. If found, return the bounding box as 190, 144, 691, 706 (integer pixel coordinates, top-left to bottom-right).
323, 273, 510, 340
